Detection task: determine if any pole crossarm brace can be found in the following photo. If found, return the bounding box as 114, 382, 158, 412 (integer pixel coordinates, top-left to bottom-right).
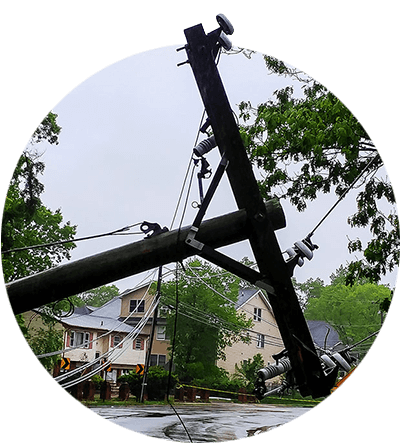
6, 200, 285, 315
181, 21, 336, 398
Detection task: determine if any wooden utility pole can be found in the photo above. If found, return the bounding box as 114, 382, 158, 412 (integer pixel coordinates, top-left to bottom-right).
6, 200, 284, 314
140, 265, 163, 403
179, 19, 337, 398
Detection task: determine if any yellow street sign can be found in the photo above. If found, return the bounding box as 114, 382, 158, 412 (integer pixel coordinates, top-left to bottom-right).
136, 364, 145, 375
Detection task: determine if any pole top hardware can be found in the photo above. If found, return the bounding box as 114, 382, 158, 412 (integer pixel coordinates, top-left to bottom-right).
216, 14, 234, 35
140, 221, 168, 239
285, 235, 319, 276
177, 13, 234, 66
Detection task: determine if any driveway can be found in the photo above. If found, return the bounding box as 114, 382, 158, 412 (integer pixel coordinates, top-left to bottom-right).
90, 402, 311, 441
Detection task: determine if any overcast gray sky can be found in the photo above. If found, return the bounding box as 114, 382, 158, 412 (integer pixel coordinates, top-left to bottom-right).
26, 44, 396, 292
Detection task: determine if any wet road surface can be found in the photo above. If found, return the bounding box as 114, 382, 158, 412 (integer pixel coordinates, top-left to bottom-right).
90, 402, 311, 441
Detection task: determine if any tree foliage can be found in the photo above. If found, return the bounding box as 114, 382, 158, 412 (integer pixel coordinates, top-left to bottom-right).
232, 353, 265, 393
297, 266, 392, 357
238, 56, 399, 284
2, 112, 76, 371
2, 112, 77, 283
160, 258, 253, 382
27, 316, 64, 371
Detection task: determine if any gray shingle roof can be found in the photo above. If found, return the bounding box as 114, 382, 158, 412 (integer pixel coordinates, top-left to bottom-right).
61, 297, 134, 333
307, 320, 341, 349
236, 288, 259, 309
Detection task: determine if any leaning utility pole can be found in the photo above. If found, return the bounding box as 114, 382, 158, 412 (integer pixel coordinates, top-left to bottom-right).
4, 14, 338, 399
175, 15, 337, 398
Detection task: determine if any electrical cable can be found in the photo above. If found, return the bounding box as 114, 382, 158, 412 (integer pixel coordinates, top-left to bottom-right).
308, 154, 380, 237
164, 108, 208, 443
36, 272, 158, 359
1, 222, 143, 254
59, 298, 159, 388
186, 265, 280, 330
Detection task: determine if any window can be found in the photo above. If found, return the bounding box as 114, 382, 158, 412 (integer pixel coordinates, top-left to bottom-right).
156, 326, 167, 340
254, 308, 262, 321
257, 334, 265, 348
112, 335, 122, 348
150, 354, 166, 367
129, 299, 145, 313
134, 338, 144, 350
70, 331, 91, 348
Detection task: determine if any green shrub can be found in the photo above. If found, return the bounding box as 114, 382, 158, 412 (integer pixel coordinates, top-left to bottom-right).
117, 366, 177, 401
91, 374, 104, 390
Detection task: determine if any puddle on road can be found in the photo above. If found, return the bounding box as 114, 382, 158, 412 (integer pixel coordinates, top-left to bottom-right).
89, 404, 311, 441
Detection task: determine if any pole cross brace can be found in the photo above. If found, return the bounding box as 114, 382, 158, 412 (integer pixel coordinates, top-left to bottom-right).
185, 151, 275, 292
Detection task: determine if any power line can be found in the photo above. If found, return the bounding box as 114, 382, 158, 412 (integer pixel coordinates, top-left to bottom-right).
308, 154, 380, 237
2, 222, 143, 254
36, 271, 158, 359
59, 297, 159, 388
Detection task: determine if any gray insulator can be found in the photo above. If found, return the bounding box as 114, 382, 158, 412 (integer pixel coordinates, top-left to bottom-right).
321, 354, 337, 369
257, 358, 292, 382
193, 135, 217, 157
332, 352, 352, 372
295, 240, 313, 260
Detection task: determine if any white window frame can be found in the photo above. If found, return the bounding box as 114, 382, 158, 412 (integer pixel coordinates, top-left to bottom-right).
156, 326, 166, 340
257, 334, 265, 348
113, 335, 122, 348
70, 331, 90, 349
254, 308, 262, 321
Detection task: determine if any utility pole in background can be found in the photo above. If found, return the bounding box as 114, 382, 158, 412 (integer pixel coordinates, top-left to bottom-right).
140, 265, 163, 403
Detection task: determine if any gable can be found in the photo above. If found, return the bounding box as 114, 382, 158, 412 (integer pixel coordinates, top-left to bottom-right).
236, 287, 274, 315
120, 283, 154, 318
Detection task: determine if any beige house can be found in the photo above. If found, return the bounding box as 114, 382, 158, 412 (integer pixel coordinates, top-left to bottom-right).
58, 283, 169, 383
218, 287, 284, 374
55, 283, 283, 384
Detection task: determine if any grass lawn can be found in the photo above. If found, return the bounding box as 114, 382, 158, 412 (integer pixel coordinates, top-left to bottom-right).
80, 393, 322, 408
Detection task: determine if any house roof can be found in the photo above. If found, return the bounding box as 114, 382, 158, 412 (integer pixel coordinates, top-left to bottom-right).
236, 288, 258, 309
235, 287, 274, 316
61, 297, 134, 333
307, 320, 341, 350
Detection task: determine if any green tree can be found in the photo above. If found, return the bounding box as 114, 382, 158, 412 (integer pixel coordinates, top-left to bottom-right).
293, 276, 325, 311
2, 112, 76, 371
161, 258, 253, 382
304, 281, 392, 356
28, 315, 63, 372
2, 111, 77, 283
71, 284, 120, 308
232, 353, 265, 393
238, 56, 399, 285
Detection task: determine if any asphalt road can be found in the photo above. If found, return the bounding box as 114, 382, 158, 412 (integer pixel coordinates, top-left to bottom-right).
90, 402, 311, 441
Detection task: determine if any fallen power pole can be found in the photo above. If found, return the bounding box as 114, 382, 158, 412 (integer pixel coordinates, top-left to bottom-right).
6, 200, 285, 315
6, 14, 339, 399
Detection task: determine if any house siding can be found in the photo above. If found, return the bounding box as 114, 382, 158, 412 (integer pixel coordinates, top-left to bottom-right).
218, 291, 283, 374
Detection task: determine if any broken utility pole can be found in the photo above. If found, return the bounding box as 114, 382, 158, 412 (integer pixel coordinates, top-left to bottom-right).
5, 14, 338, 399
6, 200, 284, 314
177, 16, 337, 398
